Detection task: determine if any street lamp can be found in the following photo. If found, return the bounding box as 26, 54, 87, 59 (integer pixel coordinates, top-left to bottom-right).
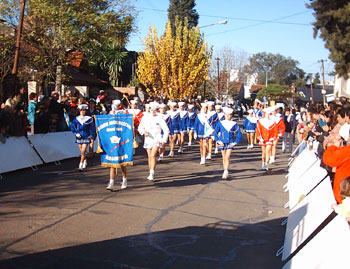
199, 20, 228, 28
215, 57, 220, 96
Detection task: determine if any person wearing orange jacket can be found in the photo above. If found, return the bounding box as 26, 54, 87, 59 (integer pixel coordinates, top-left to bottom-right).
256, 107, 279, 171
323, 136, 350, 204
270, 106, 286, 163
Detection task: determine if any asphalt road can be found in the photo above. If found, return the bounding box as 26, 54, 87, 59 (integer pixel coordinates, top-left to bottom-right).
0, 132, 289, 268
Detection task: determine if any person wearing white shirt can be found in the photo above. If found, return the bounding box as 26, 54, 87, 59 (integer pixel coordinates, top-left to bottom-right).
138, 102, 170, 181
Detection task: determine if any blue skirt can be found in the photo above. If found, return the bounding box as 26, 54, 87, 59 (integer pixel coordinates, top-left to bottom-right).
218, 143, 235, 150
76, 138, 91, 144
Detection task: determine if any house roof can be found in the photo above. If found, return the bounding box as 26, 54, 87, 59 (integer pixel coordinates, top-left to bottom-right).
63, 65, 110, 87
250, 84, 265, 93
296, 88, 333, 103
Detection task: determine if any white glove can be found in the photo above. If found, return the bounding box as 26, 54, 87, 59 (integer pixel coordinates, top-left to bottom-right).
194, 133, 198, 140
76, 134, 81, 138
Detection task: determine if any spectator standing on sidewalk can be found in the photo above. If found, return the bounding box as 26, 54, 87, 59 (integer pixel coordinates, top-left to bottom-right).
27, 93, 37, 134
282, 108, 297, 153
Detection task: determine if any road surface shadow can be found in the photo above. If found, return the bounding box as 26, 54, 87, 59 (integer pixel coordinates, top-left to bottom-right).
0, 218, 285, 269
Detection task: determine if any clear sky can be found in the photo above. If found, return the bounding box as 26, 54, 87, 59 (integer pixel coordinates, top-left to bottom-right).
126, 0, 334, 79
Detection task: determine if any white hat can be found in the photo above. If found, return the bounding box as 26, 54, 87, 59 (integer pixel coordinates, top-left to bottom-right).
145, 103, 150, 109
169, 101, 177, 107
188, 104, 194, 109
112, 100, 121, 106
207, 101, 215, 106
215, 105, 222, 110
248, 109, 253, 114
159, 103, 167, 108
130, 100, 138, 105
201, 103, 208, 107
223, 107, 233, 115
149, 102, 159, 111
255, 99, 262, 104
78, 104, 88, 110
178, 101, 185, 107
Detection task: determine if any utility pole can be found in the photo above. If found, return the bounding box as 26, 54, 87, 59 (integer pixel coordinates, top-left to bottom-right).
215, 57, 220, 97
310, 76, 314, 104
11, 0, 26, 91
320, 59, 327, 106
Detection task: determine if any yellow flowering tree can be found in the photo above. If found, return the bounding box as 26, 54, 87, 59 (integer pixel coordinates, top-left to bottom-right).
137, 18, 212, 100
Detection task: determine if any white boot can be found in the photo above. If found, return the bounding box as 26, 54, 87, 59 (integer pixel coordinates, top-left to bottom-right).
106, 179, 114, 190
214, 148, 218, 154
148, 170, 155, 181
168, 151, 174, 157
206, 153, 211, 160
261, 162, 266, 170
158, 154, 163, 162
269, 156, 275, 164
188, 142, 192, 146
79, 162, 83, 171
121, 178, 127, 189
200, 157, 206, 165
82, 159, 87, 169
250, 144, 254, 149
222, 170, 228, 179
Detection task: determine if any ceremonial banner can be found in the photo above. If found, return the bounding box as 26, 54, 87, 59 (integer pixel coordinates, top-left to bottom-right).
95, 114, 133, 168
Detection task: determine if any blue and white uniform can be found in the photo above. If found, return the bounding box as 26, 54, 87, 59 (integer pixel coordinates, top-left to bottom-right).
168, 110, 180, 135
178, 110, 188, 133
194, 112, 212, 139
214, 119, 242, 150
159, 112, 170, 135
217, 112, 225, 121
71, 116, 96, 144
243, 116, 258, 133
207, 110, 218, 130
252, 107, 263, 119
187, 111, 197, 131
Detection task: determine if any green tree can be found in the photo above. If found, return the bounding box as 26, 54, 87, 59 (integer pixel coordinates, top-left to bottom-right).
307, 0, 350, 77
246, 52, 305, 86
0, 29, 15, 98
314, 72, 321, 86
168, 0, 199, 32
1, 0, 136, 91
257, 84, 295, 101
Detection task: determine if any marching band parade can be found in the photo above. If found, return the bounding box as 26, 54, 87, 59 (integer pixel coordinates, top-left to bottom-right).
65, 96, 291, 191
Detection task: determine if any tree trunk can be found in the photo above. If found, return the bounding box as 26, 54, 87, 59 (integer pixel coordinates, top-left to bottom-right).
55, 65, 62, 96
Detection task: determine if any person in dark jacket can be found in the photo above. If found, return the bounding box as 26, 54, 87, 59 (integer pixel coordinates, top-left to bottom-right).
282, 108, 297, 153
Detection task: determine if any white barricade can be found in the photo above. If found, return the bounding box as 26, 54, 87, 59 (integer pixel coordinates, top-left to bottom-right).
283, 215, 350, 269
281, 178, 335, 261
0, 136, 43, 174
28, 132, 81, 163
287, 149, 318, 179
287, 162, 328, 210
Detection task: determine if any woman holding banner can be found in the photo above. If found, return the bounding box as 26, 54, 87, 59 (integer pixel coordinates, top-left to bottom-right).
106, 100, 128, 190
138, 102, 170, 181
70, 104, 96, 171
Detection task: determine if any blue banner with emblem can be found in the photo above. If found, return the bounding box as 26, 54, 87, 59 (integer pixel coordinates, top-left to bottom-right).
95, 114, 133, 168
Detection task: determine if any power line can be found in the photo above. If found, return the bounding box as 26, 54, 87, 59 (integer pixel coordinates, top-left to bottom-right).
206, 11, 311, 37
136, 7, 311, 27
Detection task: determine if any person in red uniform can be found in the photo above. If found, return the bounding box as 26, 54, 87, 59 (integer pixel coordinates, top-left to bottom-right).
256, 107, 278, 171
323, 135, 350, 204
270, 106, 285, 163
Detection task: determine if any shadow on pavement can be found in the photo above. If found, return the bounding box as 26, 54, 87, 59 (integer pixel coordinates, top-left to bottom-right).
0, 218, 285, 269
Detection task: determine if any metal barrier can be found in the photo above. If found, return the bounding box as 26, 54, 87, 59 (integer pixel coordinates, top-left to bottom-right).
0, 136, 43, 174
28, 132, 81, 163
